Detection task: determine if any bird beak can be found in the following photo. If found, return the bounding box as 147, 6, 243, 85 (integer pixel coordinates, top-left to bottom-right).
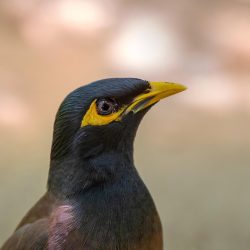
125, 82, 187, 114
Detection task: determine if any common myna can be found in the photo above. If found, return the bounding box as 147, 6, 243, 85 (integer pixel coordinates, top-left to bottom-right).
1, 78, 186, 250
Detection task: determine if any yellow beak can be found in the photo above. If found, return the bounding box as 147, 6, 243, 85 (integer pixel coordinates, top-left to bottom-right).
125, 81, 187, 114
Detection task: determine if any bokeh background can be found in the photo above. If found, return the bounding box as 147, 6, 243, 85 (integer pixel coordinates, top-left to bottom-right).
0, 0, 250, 249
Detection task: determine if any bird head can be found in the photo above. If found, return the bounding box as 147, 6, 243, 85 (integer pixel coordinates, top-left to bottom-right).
51, 78, 186, 161
48, 78, 186, 196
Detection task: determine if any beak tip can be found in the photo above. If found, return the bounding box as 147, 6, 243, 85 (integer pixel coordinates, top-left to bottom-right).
164, 82, 187, 93
179, 84, 187, 92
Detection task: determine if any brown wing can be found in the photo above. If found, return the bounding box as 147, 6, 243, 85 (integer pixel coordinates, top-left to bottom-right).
1, 219, 49, 250
1, 192, 60, 250
16, 192, 59, 230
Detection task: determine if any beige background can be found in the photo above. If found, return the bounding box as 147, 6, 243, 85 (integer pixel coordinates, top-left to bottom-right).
0, 0, 250, 249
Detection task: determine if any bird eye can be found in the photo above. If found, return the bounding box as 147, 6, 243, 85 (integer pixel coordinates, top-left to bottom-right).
96, 98, 118, 115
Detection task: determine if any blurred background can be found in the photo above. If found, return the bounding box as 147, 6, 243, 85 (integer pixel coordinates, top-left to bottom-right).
0, 0, 250, 249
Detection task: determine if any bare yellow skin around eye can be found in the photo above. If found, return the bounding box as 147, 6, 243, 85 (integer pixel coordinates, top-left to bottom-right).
81, 100, 125, 127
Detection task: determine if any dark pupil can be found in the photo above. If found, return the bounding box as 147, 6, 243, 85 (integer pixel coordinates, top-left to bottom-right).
97, 98, 117, 115
101, 102, 111, 112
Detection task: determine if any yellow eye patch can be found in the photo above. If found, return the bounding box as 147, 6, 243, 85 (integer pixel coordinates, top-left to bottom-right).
81, 82, 186, 127
81, 99, 125, 127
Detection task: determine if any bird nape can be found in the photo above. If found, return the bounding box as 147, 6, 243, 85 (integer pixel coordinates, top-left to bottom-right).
1, 78, 186, 250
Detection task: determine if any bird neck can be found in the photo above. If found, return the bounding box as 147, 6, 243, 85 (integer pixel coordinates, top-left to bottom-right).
70, 173, 160, 249
47, 150, 135, 199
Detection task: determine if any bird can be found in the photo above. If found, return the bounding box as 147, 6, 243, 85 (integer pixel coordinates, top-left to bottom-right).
1, 78, 186, 250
